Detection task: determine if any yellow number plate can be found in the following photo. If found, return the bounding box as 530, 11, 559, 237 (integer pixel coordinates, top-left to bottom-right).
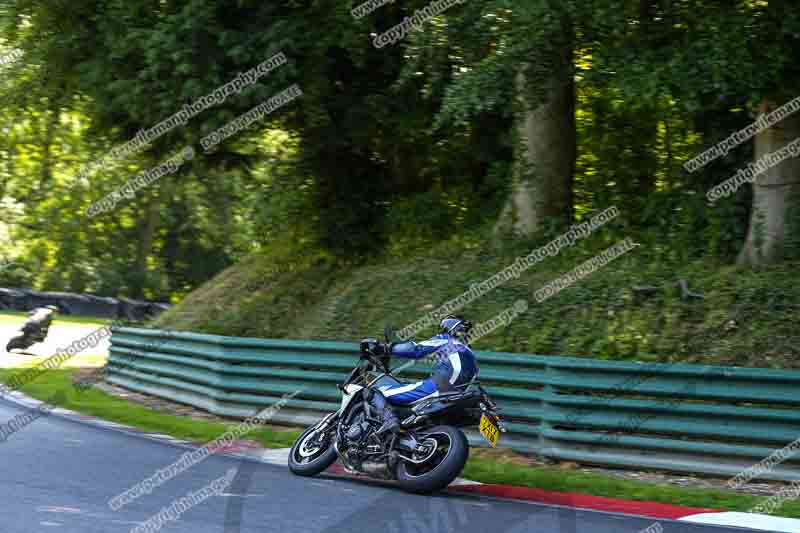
479, 414, 499, 447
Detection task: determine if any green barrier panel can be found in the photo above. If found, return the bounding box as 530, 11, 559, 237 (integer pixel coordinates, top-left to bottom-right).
106, 327, 800, 482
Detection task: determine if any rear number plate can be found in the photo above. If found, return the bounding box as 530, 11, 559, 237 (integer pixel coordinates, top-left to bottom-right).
479, 414, 499, 447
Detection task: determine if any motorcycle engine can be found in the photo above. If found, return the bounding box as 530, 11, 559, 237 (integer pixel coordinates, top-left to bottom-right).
345, 420, 370, 441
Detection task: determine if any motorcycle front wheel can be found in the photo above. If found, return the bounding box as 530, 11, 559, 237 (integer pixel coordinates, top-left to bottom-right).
395, 425, 469, 494
288, 415, 339, 477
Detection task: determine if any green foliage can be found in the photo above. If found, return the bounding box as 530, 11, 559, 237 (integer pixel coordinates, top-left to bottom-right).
1, 0, 800, 324
0, 264, 33, 287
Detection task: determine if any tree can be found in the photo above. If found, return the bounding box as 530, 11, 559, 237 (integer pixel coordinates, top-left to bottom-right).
497, 7, 575, 235
738, 104, 800, 266
736, 0, 800, 267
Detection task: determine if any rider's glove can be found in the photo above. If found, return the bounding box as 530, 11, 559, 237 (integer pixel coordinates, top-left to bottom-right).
375, 342, 389, 356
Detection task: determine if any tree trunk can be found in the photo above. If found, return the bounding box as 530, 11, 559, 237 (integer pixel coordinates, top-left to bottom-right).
496, 40, 575, 236
1, 130, 16, 199
32, 103, 60, 203
133, 193, 160, 298
40, 109, 58, 186
738, 100, 800, 267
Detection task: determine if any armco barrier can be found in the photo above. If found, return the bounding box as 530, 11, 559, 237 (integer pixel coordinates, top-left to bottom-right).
107, 327, 800, 482
0, 287, 170, 319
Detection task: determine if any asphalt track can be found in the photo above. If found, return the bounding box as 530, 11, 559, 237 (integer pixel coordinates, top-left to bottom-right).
0, 395, 770, 533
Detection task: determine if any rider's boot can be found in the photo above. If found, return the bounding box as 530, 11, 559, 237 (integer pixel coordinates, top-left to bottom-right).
370, 390, 400, 435
377, 408, 400, 435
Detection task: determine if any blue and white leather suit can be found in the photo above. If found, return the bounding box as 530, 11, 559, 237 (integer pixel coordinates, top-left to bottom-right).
378, 333, 478, 405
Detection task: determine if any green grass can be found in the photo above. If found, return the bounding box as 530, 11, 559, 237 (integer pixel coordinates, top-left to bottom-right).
0, 368, 301, 449
462, 458, 800, 518
3, 366, 798, 518
0, 310, 111, 327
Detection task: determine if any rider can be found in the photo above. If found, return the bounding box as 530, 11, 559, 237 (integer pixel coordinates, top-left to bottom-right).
24, 305, 58, 338
370, 315, 478, 435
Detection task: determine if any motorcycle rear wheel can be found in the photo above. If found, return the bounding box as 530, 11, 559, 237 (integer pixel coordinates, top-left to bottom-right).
395, 425, 469, 494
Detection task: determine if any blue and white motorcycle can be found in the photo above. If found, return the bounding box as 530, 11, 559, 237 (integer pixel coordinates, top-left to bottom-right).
288, 326, 504, 493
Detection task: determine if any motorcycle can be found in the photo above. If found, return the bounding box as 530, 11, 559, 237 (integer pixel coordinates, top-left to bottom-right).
288, 326, 505, 494
5, 306, 57, 353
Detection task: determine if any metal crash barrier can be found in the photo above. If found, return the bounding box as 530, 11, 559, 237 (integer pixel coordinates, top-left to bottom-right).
107, 327, 800, 482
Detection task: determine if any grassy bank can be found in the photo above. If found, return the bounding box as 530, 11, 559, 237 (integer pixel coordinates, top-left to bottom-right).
153, 232, 800, 369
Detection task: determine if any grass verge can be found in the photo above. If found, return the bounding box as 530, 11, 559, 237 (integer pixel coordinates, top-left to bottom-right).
0, 368, 300, 449
462, 457, 800, 518
2, 367, 797, 518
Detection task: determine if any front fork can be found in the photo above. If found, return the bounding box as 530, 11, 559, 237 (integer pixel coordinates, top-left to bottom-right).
311, 411, 339, 449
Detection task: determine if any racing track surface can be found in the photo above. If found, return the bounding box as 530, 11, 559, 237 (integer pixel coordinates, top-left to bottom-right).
0, 396, 767, 533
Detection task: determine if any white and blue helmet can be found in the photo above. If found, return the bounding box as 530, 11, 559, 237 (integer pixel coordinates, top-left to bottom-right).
440, 315, 471, 337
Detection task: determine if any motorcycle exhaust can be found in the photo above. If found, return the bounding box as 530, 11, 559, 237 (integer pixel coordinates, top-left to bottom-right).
361, 461, 391, 478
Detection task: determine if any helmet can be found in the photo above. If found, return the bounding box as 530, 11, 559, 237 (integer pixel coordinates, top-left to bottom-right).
440, 315, 472, 337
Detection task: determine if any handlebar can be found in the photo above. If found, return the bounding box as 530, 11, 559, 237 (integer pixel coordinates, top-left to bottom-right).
363, 351, 391, 374
338, 351, 392, 391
